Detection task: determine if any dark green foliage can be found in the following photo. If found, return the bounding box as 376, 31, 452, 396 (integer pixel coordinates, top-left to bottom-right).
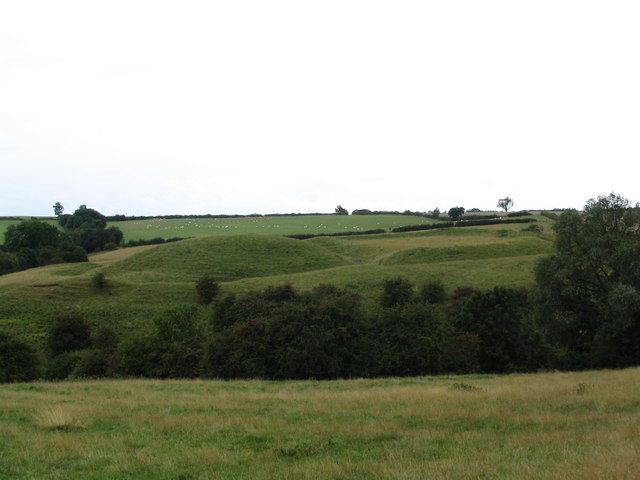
507, 210, 532, 217
456, 287, 548, 372
334, 205, 349, 215
4, 218, 60, 252
419, 280, 447, 304
59, 206, 123, 253
59, 245, 88, 263
381, 276, 415, 308
0, 251, 19, 275
125, 236, 186, 247
391, 218, 535, 233
45, 351, 83, 380
0, 331, 41, 382
47, 313, 92, 357
374, 302, 454, 376
59, 205, 107, 230
533, 193, 640, 369
196, 275, 219, 304
91, 272, 108, 291
205, 284, 365, 379
448, 207, 466, 221
120, 306, 205, 378
427, 208, 441, 219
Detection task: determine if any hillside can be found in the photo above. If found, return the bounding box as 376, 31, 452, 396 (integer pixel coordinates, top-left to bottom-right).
0, 216, 554, 345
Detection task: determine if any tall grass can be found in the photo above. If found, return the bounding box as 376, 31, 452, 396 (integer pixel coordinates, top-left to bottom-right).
0, 368, 638, 479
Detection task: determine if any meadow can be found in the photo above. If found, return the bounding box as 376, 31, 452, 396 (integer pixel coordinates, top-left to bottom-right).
0, 368, 638, 479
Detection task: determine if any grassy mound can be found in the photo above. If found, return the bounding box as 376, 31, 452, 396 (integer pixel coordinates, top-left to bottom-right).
105, 235, 348, 282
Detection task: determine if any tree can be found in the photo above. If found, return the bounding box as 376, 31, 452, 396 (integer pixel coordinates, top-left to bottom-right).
456, 287, 548, 372
4, 218, 61, 252
47, 313, 92, 357
497, 197, 514, 212
53, 202, 64, 216
427, 208, 441, 220
334, 205, 349, 215
533, 193, 640, 369
447, 207, 466, 221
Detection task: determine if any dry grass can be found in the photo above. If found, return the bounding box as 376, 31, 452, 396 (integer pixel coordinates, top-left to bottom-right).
1, 368, 639, 479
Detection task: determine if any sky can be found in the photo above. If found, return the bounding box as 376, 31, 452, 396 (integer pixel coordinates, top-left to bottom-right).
1, 1, 639, 216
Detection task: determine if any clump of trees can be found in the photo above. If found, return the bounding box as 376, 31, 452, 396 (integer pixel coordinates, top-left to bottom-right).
334, 205, 349, 215
448, 207, 466, 220
0, 204, 124, 276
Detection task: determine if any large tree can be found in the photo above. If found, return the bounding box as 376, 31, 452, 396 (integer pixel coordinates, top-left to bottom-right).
534, 193, 640, 368
497, 197, 514, 212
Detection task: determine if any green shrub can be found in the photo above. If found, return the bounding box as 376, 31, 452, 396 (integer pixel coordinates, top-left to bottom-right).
45, 351, 83, 380
419, 280, 447, 304
196, 275, 219, 304
91, 272, 108, 291
47, 313, 92, 357
381, 277, 415, 308
0, 252, 19, 275
0, 331, 41, 382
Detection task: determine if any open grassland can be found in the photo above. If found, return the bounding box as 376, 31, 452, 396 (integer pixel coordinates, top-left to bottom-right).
1, 368, 639, 479
0, 218, 554, 345
107, 215, 439, 241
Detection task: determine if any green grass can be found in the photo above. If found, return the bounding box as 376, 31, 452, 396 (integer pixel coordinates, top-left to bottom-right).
0, 368, 638, 479
107, 215, 440, 241
0, 219, 554, 345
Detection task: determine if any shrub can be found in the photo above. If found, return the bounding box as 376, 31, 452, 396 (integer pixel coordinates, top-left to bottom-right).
0, 331, 41, 382
506, 210, 532, 217
47, 313, 92, 357
102, 242, 118, 251
196, 275, 219, 304
60, 245, 88, 263
448, 207, 466, 221
91, 272, 108, 291
419, 280, 447, 304
523, 223, 544, 233
381, 277, 414, 308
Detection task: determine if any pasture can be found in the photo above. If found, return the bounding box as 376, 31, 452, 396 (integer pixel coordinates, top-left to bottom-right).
1, 368, 638, 479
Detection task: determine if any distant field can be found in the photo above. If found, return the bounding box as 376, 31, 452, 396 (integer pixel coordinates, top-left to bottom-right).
0, 218, 553, 345
1, 215, 439, 243
1, 368, 638, 479
109, 215, 439, 241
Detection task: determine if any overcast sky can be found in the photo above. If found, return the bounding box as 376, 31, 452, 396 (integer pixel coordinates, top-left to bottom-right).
1, 1, 638, 216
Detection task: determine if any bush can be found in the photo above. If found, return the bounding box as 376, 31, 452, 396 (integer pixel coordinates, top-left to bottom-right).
47, 313, 92, 357
448, 207, 466, 221
287, 229, 386, 240
506, 210, 532, 217
91, 272, 108, 291
381, 277, 415, 308
60, 245, 88, 263
419, 280, 447, 304
523, 223, 544, 233
196, 275, 219, 304
102, 242, 118, 251
0, 331, 41, 382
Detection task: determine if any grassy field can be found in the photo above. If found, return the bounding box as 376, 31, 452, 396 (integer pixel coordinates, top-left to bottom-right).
0, 215, 440, 243
0, 218, 554, 346
1, 368, 638, 479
